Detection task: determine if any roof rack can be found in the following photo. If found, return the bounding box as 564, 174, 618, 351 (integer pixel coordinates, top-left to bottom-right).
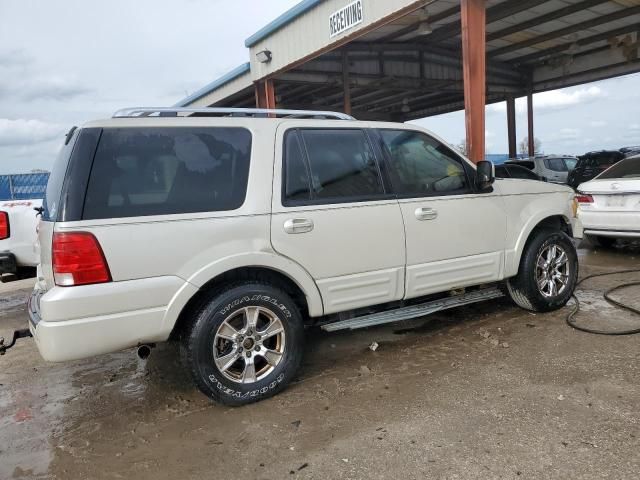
112, 107, 355, 120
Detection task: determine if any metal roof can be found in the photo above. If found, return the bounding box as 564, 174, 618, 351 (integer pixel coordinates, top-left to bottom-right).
181, 0, 640, 120
244, 0, 324, 47
174, 62, 251, 107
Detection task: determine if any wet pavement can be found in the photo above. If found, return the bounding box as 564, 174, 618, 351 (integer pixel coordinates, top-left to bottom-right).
1, 241, 639, 479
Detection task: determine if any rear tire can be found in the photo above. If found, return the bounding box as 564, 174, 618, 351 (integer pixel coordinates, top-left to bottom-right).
507, 229, 578, 312
181, 282, 304, 406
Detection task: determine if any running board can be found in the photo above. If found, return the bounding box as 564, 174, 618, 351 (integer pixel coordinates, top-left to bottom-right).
321, 287, 504, 332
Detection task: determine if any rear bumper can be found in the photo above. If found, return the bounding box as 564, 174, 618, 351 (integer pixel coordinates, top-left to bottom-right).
27, 276, 190, 362
579, 210, 640, 237
0, 252, 17, 274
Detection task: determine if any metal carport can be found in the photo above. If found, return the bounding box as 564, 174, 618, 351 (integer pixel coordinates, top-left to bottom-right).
176, 0, 640, 162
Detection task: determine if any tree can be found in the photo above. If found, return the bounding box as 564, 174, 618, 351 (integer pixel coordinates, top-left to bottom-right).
454, 139, 468, 156
519, 136, 542, 156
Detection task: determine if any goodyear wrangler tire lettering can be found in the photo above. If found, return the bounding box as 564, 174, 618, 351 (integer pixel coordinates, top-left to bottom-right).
183, 283, 304, 406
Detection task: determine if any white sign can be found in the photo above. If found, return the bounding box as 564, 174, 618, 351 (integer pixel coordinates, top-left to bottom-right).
329, 0, 363, 38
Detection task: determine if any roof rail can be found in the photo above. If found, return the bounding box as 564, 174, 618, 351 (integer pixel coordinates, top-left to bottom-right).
112, 107, 355, 120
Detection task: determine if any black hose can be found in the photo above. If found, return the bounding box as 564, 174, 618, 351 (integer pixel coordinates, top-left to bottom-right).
566, 269, 640, 335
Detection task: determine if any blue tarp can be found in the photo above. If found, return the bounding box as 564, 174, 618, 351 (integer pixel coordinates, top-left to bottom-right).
0, 173, 50, 200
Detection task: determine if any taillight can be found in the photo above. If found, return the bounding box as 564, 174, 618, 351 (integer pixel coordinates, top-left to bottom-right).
575, 194, 594, 204
0, 211, 8, 240
52, 232, 111, 286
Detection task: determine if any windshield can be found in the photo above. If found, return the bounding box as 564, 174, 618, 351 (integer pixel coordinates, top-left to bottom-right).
596, 157, 640, 179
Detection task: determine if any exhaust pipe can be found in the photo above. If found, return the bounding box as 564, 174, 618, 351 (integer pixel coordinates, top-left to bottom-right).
137, 344, 153, 360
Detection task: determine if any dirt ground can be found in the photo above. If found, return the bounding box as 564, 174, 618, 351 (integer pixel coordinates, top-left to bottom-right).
1, 241, 639, 480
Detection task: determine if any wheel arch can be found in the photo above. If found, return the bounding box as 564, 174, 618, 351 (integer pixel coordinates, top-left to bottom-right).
505, 214, 573, 278
164, 254, 323, 340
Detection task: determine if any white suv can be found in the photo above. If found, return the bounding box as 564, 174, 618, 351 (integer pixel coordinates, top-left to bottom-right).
28, 108, 583, 405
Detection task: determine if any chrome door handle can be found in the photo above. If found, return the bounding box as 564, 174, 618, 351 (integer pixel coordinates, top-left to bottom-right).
415, 207, 438, 221
284, 218, 314, 234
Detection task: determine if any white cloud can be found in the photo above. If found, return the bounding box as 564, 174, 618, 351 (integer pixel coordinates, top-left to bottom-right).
488, 86, 606, 115
629, 124, 640, 131
0, 118, 65, 147
589, 120, 607, 128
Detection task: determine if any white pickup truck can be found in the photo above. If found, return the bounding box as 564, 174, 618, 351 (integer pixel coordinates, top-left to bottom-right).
0, 199, 41, 280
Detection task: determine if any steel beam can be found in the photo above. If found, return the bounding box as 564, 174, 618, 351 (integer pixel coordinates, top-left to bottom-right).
514, 23, 640, 65
461, 0, 486, 163
487, 0, 609, 42
378, 5, 460, 42
527, 91, 534, 157
490, 5, 640, 58
342, 51, 351, 115
421, 0, 548, 44
506, 96, 517, 159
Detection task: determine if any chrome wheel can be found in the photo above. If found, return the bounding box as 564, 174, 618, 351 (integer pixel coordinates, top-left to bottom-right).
213, 306, 285, 384
535, 244, 570, 298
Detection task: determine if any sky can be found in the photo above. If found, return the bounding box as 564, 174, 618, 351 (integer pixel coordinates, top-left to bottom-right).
0, 0, 639, 174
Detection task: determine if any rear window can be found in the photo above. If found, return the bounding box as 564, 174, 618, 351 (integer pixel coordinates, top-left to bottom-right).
42, 128, 79, 221
82, 127, 251, 219
544, 158, 567, 172
597, 157, 640, 179
506, 160, 534, 170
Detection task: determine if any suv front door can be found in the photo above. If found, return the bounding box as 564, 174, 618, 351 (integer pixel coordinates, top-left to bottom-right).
375, 128, 507, 298
271, 124, 406, 314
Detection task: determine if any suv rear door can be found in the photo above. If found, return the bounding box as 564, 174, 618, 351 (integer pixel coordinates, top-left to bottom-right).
271, 123, 406, 314
374, 127, 506, 298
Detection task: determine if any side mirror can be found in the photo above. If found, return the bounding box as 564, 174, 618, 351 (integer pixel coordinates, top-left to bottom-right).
476, 160, 495, 191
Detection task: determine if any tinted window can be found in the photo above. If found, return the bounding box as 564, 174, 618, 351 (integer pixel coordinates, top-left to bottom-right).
597, 157, 640, 179
283, 131, 311, 202
545, 158, 567, 172
298, 129, 384, 201
495, 165, 508, 178
506, 160, 535, 170
379, 129, 469, 195
83, 127, 251, 219
507, 165, 539, 180
42, 128, 79, 221
564, 158, 577, 170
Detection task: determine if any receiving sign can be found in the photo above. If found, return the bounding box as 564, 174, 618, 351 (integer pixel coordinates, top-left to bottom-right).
329, 0, 363, 38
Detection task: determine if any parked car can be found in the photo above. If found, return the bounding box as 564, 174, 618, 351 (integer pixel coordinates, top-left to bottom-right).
568, 150, 624, 189
620, 146, 640, 157
0, 199, 41, 280
505, 155, 577, 184
495, 163, 542, 181
27, 107, 582, 405
575, 154, 640, 247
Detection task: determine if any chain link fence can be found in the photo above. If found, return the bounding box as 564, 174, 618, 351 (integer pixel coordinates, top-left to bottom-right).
0, 173, 50, 201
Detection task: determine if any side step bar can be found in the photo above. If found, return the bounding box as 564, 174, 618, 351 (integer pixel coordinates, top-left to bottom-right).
321, 287, 504, 332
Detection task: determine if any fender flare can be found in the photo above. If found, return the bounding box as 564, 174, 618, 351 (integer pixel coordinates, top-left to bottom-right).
505, 211, 572, 278
161, 252, 324, 336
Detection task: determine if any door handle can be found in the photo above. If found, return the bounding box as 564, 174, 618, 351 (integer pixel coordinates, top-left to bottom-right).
415, 207, 438, 221
284, 218, 314, 234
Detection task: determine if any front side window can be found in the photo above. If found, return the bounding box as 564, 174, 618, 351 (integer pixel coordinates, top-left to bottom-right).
83, 127, 251, 219
379, 129, 470, 196
545, 158, 567, 172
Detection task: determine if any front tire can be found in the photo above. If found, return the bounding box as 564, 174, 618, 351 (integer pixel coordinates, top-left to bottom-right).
507, 229, 578, 312
181, 283, 304, 406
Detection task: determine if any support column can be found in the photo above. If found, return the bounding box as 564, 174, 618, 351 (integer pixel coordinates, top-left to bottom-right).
460, 0, 486, 163
342, 51, 352, 115
506, 95, 517, 159
254, 79, 276, 109
527, 91, 534, 156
